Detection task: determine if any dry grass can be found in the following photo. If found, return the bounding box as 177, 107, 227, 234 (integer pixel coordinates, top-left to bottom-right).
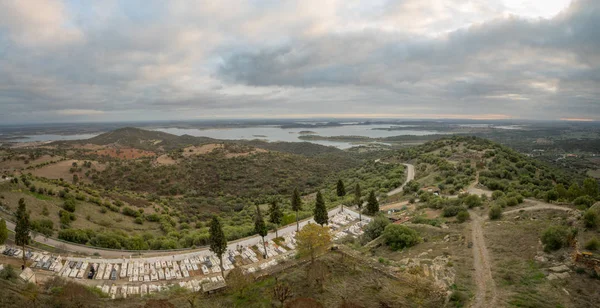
94, 148, 155, 159
485, 209, 600, 307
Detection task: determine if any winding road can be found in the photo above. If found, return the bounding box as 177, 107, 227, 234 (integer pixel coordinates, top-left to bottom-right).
387, 163, 415, 196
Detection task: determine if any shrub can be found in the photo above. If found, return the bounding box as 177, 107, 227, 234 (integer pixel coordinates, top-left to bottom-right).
464, 194, 482, 208
584, 238, 600, 251
492, 190, 505, 200
506, 197, 518, 207
541, 226, 569, 251
456, 210, 470, 223
63, 198, 76, 212
0, 265, 18, 281
58, 229, 90, 244
31, 219, 54, 237
363, 215, 390, 242
443, 206, 466, 217
574, 196, 596, 208
488, 205, 502, 220
382, 224, 420, 251
584, 209, 599, 229
121, 206, 141, 218
134, 217, 144, 224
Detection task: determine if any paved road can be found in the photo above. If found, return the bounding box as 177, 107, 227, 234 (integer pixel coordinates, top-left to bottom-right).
5, 205, 369, 260
387, 164, 415, 196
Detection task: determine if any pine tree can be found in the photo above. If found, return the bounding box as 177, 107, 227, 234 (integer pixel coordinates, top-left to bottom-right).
354, 183, 362, 221
269, 199, 283, 238
314, 191, 328, 226
0, 219, 7, 245
209, 216, 227, 277
366, 190, 379, 215
255, 205, 268, 258
15, 198, 30, 268
291, 188, 302, 231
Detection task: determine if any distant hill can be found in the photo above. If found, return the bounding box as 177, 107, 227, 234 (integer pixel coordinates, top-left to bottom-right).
54, 127, 215, 151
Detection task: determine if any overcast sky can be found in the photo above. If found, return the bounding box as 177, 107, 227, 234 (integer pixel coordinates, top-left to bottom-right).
0, 0, 598, 123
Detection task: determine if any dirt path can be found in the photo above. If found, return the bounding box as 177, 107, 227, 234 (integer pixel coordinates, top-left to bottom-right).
503, 200, 575, 215
470, 211, 498, 308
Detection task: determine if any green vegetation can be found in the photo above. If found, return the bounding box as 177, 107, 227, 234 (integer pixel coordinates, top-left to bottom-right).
584, 238, 599, 251
15, 198, 31, 267
456, 210, 470, 223
488, 205, 502, 220
584, 208, 599, 229
366, 190, 379, 215
362, 215, 390, 242
540, 225, 571, 251
313, 191, 328, 226
209, 216, 227, 274
382, 224, 420, 250
0, 219, 7, 245
295, 224, 331, 263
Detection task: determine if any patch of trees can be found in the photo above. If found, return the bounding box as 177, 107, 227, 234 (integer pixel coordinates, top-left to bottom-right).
382, 224, 420, 250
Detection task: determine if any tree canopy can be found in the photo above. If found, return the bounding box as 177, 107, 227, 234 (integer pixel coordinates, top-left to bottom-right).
366, 190, 379, 215
336, 179, 346, 197
295, 223, 331, 263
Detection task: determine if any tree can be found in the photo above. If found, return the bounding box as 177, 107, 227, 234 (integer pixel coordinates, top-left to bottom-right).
366, 190, 379, 215
291, 188, 303, 232
15, 198, 31, 268
72, 174, 79, 184
313, 191, 328, 226
354, 183, 362, 221
226, 267, 252, 296
272, 278, 293, 306
255, 205, 268, 258
209, 216, 227, 277
363, 215, 390, 242
336, 179, 346, 211
488, 205, 502, 220
568, 183, 582, 200
583, 178, 599, 199
0, 219, 7, 245
546, 190, 559, 203
556, 184, 568, 200
382, 224, 420, 250
295, 224, 331, 263
269, 199, 283, 238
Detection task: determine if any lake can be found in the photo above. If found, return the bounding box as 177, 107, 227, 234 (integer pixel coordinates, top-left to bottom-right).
9, 124, 443, 149
152, 125, 442, 149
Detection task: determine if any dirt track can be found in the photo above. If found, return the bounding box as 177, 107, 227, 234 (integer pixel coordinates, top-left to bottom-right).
470, 211, 498, 308
386, 163, 415, 196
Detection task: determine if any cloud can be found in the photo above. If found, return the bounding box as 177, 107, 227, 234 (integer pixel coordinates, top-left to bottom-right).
0, 0, 598, 123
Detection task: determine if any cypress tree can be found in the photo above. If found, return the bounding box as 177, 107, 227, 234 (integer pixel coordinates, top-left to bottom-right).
314, 191, 328, 226
354, 183, 362, 221
337, 179, 346, 212
291, 188, 302, 231
15, 198, 30, 268
269, 199, 283, 238
255, 205, 268, 258
366, 190, 379, 215
337, 179, 346, 197
0, 219, 7, 245
209, 216, 227, 277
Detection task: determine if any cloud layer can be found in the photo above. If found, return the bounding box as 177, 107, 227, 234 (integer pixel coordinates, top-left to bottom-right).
0, 0, 598, 123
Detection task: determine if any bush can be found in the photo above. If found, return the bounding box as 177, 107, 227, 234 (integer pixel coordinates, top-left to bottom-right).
456, 210, 470, 223
488, 205, 502, 220
541, 226, 569, 251
449, 290, 467, 307
58, 229, 90, 244
63, 198, 76, 212
363, 215, 390, 242
574, 196, 596, 208
382, 224, 420, 251
506, 197, 518, 207
0, 264, 18, 281
134, 217, 144, 224
584, 238, 600, 251
121, 206, 141, 218
443, 206, 466, 217
492, 190, 505, 200
464, 194, 482, 208
31, 219, 54, 237
584, 209, 599, 229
